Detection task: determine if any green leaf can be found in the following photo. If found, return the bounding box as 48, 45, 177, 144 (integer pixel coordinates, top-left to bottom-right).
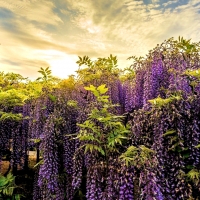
186, 165, 194, 170
14, 194, 21, 200
182, 152, 190, 159
48, 94, 57, 102
34, 159, 44, 168
184, 69, 200, 79
0, 176, 8, 187
84, 85, 99, 97
163, 130, 176, 137
6, 173, 14, 183
84, 85, 95, 91
97, 84, 108, 94
195, 144, 200, 148
148, 96, 181, 107
84, 145, 91, 154
7, 186, 14, 196
30, 139, 41, 144
98, 148, 105, 156
78, 134, 95, 141
186, 169, 200, 185
67, 100, 78, 108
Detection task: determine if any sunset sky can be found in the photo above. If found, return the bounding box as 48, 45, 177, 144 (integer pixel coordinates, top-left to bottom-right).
0, 0, 200, 79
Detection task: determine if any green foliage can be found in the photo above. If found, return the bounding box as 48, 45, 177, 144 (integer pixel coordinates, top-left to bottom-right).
163, 129, 182, 151
182, 68, 200, 94
177, 36, 198, 56
67, 100, 78, 108
0, 71, 48, 100
162, 129, 176, 137
76, 56, 93, 67
167, 136, 184, 152
58, 75, 76, 91
186, 169, 200, 185
119, 145, 155, 168
77, 54, 118, 70
120, 66, 136, 82
36, 67, 53, 82
148, 95, 181, 107
127, 56, 145, 70
195, 144, 200, 148
119, 146, 138, 166
30, 139, 41, 144
184, 69, 200, 79
0, 112, 22, 122
148, 36, 200, 68
0, 89, 28, 108
19, 81, 42, 99
84, 84, 109, 103
76, 84, 130, 157
0, 72, 27, 89
0, 173, 21, 200
48, 94, 57, 103
24, 80, 58, 100
76, 55, 121, 85
163, 130, 190, 159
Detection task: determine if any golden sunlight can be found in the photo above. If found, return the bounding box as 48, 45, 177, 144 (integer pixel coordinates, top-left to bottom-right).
45, 50, 79, 79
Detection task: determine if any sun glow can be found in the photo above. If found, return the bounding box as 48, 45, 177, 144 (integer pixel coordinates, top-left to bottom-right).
43, 50, 79, 79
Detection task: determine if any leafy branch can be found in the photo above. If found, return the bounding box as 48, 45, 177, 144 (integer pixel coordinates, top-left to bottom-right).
119, 145, 155, 168
0, 173, 21, 200
76, 84, 130, 157
0, 112, 23, 122
36, 67, 53, 82
186, 169, 200, 186
148, 95, 181, 107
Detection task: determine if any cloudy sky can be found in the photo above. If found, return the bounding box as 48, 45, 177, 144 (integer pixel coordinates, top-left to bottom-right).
0, 0, 200, 79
